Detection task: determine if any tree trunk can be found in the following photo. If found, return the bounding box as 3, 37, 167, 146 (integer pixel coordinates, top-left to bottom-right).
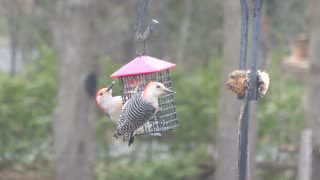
5, 0, 36, 72
5, 0, 19, 76
297, 129, 312, 180
52, 0, 98, 180
176, 0, 193, 65
8, 20, 17, 76
306, 0, 320, 179
215, 1, 241, 180
148, 0, 170, 59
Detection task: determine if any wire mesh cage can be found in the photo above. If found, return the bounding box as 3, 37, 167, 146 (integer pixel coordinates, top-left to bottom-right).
110, 56, 178, 135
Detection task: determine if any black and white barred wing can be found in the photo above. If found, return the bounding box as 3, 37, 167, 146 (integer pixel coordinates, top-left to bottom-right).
115, 92, 157, 136
117, 98, 130, 127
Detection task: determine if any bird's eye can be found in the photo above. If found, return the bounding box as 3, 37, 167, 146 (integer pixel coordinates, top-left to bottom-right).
99, 92, 103, 96
156, 85, 161, 88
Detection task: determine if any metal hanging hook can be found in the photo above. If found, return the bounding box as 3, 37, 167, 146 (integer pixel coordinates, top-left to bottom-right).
135, 0, 159, 56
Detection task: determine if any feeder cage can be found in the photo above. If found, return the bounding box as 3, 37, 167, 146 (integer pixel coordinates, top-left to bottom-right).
110, 55, 178, 135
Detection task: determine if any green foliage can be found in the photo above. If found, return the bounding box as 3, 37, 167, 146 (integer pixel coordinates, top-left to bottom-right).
0, 48, 307, 180
257, 51, 305, 151
96, 147, 209, 180
169, 58, 220, 144
256, 50, 305, 179
0, 45, 56, 169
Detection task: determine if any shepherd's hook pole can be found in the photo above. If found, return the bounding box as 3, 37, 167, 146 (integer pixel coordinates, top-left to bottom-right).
238, 0, 263, 180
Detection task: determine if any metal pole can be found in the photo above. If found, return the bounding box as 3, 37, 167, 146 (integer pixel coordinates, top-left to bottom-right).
249, 0, 263, 100
238, 0, 262, 180
239, 100, 250, 180
238, 0, 249, 178
239, 0, 249, 70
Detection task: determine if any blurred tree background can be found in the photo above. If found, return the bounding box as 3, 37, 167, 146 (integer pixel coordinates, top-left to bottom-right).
0, 0, 314, 180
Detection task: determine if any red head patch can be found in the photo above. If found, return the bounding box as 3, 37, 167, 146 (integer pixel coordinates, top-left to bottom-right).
95, 88, 107, 112
142, 82, 154, 97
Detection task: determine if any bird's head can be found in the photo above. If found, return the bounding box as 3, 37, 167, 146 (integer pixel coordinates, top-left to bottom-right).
95, 81, 115, 111
142, 81, 175, 99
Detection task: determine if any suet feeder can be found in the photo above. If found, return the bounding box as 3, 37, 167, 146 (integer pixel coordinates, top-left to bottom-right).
110, 55, 178, 135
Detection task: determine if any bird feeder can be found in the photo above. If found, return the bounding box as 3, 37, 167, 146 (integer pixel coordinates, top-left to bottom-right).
110, 55, 178, 135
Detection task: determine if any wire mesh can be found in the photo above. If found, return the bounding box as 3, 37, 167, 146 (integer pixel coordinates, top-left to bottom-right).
118, 70, 178, 135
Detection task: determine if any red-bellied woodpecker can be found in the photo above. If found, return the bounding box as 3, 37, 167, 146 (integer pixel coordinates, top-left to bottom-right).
95, 81, 122, 124
95, 81, 161, 142
113, 81, 175, 146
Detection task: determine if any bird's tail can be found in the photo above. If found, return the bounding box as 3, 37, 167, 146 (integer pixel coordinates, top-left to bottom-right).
128, 132, 135, 146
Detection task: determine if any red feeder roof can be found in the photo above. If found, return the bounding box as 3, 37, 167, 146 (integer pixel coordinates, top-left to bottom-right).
110, 56, 176, 78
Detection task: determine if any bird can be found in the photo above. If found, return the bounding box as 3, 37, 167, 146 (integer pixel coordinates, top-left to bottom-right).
113, 81, 175, 146
95, 81, 161, 142
95, 81, 122, 124
226, 69, 270, 100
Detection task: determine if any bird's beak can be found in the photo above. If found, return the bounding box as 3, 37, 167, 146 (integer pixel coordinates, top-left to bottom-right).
106, 81, 115, 91
163, 88, 176, 94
